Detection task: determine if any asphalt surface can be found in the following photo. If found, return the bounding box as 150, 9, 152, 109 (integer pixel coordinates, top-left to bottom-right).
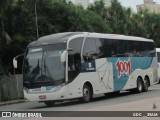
0, 84, 160, 120
0, 84, 160, 111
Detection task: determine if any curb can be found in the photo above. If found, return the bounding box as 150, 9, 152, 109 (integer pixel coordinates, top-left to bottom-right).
0, 99, 25, 106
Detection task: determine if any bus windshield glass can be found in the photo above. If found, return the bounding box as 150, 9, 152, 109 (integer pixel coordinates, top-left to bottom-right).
23, 44, 66, 88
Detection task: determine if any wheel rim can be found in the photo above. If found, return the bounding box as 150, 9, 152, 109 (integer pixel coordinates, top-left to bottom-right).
83, 87, 90, 101
138, 81, 142, 91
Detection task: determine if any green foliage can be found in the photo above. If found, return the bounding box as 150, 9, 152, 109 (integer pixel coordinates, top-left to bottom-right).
0, 0, 160, 75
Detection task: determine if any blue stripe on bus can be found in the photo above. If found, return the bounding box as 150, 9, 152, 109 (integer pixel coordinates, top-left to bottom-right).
107, 57, 153, 91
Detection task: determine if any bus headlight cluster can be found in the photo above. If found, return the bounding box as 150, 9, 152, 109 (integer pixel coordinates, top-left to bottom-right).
53, 86, 61, 92
53, 83, 65, 92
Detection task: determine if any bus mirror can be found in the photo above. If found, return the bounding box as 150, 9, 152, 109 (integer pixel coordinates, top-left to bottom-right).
13, 57, 17, 68
61, 50, 67, 63
13, 54, 24, 69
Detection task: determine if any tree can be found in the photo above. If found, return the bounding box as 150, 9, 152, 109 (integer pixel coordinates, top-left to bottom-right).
0, 0, 12, 44
0, 0, 12, 75
1, 0, 160, 75
106, 0, 126, 34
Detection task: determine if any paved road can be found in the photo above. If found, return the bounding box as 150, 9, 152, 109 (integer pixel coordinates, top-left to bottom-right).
0, 84, 160, 120
0, 84, 160, 111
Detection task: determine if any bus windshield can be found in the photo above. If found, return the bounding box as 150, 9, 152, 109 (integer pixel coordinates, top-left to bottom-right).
23, 44, 66, 88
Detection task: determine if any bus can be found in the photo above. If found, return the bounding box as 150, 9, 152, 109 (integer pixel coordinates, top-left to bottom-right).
13, 32, 159, 106
156, 48, 160, 82
156, 48, 160, 67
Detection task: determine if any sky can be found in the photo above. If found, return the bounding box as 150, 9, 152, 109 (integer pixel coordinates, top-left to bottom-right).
118, 0, 160, 12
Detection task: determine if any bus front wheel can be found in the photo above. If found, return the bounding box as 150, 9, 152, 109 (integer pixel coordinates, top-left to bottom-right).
81, 84, 92, 103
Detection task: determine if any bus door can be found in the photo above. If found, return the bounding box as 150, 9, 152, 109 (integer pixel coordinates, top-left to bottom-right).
67, 37, 84, 98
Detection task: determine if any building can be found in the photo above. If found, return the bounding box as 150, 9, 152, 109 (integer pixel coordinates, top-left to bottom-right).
137, 0, 160, 13
144, 0, 154, 4
66, 0, 111, 9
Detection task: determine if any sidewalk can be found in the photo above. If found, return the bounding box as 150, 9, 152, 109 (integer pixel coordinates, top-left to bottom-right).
0, 99, 25, 106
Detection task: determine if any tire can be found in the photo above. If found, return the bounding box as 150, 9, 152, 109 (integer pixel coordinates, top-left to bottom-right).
143, 77, 149, 92
136, 78, 143, 93
81, 84, 92, 103
44, 101, 55, 106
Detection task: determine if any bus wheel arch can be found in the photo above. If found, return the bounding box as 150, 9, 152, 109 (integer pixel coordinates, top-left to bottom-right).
143, 75, 150, 92
81, 82, 93, 103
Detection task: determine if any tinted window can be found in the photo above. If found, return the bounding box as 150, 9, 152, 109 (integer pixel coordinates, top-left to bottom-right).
95, 38, 103, 58
121, 41, 155, 57
83, 38, 97, 62
83, 38, 155, 59
68, 37, 83, 82
140, 42, 155, 57
121, 40, 133, 57
121, 40, 140, 57
97, 39, 121, 57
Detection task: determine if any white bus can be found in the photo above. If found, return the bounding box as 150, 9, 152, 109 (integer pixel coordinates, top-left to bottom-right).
14, 32, 158, 106
156, 48, 160, 82
156, 48, 160, 67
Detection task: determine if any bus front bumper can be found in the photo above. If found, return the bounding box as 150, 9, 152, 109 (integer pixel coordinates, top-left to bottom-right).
23, 86, 69, 102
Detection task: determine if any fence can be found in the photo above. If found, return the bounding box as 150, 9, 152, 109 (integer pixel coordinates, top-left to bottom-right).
0, 74, 24, 102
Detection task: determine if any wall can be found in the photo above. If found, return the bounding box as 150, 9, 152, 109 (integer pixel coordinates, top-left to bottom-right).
0, 74, 23, 102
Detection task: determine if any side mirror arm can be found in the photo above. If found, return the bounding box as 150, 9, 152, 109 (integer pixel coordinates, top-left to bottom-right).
13, 54, 24, 69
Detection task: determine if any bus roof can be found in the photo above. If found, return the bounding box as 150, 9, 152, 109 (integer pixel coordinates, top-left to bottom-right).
28, 32, 83, 47
28, 32, 153, 47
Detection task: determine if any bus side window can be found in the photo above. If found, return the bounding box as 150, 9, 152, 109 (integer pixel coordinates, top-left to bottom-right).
83, 38, 97, 62
68, 37, 83, 83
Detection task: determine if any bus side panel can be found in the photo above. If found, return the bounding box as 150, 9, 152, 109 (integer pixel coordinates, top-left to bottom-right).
95, 58, 114, 93
148, 57, 159, 85
68, 72, 102, 99
107, 57, 155, 91
68, 56, 158, 98
106, 57, 132, 91
121, 57, 158, 90
68, 58, 115, 98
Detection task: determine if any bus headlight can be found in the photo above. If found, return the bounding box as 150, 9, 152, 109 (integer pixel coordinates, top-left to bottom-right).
54, 86, 61, 92
53, 83, 65, 92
